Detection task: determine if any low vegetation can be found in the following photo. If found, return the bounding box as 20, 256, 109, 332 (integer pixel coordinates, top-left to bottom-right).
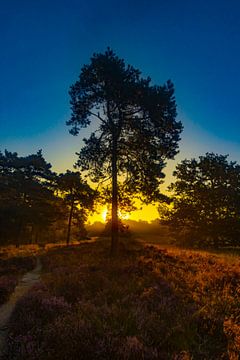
4, 239, 240, 359
0, 246, 37, 305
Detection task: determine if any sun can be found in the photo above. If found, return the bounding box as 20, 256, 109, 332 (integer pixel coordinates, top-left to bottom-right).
101, 208, 108, 222
101, 208, 130, 223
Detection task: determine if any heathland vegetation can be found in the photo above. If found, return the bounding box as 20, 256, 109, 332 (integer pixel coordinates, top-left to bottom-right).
3, 240, 240, 359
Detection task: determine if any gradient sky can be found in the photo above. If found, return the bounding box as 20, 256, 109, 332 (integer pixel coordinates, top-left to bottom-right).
1, 0, 240, 221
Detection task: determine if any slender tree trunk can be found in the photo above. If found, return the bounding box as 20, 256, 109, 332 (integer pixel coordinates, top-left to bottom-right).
34, 226, 39, 244
111, 131, 119, 256
16, 193, 26, 248
0, 217, 2, 244
16, 219, 22, 248
38, 228, 42, 245
66, 196, 74, 246
29, 225, 33, 244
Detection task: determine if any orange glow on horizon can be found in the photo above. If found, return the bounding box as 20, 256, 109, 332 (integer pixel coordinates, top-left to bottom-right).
100, 207, 131, 223
89, 204, 159, 224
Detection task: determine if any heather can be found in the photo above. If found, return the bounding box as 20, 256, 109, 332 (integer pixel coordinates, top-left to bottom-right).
3, 239, 240, 359
0, 247, 37, 305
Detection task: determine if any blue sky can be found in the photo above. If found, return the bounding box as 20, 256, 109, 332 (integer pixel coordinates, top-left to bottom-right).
1, 0, 240, 179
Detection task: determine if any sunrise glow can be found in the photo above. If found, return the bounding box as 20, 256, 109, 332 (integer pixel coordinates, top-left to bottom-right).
119, 210, 130, 220
101, 208, 130, 223
101, 208, 108, 222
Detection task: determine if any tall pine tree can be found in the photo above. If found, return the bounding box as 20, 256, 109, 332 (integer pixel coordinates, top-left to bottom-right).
67, 49, 182, 254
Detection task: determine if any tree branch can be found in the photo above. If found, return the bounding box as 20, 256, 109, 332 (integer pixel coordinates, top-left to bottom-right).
89, 111, 108, 126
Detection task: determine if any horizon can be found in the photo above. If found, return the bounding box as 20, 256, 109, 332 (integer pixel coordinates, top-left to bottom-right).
1, 0, 240, 221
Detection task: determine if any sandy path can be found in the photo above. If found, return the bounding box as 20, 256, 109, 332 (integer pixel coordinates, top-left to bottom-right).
0, 257, 42, 356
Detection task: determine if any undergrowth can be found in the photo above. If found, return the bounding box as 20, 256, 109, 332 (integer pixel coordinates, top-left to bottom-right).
4, 239, 240, 359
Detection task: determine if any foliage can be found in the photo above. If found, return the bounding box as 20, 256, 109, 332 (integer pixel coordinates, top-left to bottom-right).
67, 48, 182, 253
0, 150, 64, 246
0, 150, 94, 246
57, 171, 97, 244
5, 240, 240, 359
99, 185, 138, 215
160, 153, 240, 248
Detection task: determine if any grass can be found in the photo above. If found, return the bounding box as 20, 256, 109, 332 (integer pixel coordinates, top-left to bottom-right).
3, 238, 240, 359
0, 245, 38, 306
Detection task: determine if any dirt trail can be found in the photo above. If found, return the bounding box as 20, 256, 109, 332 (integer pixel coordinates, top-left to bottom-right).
0, 257, 42, 356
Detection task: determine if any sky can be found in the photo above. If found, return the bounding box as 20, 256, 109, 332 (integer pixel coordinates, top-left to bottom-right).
1, 0, 240, 221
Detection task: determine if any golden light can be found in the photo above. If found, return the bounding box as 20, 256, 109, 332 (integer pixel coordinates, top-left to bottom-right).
101, 208, 130, 223
101, 208, 108, 222
89, 203, 159, 224
118, 210, 130, 220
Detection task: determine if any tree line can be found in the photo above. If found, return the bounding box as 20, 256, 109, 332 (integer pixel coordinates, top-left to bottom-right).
1, 148, 240, 249
0, 150, 96, 247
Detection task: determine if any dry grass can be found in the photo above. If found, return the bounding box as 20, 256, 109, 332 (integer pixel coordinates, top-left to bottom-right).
0, 245, 40, 260
0, 245, 37, 306
4, 238, 240, 359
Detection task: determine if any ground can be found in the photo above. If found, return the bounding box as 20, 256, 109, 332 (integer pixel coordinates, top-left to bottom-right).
0, 238, 239, 359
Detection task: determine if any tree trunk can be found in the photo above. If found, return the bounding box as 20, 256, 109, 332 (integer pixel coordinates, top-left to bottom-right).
111, 131, 119, 256
29, 225, 33, 244
66, 196, 74, 246
34, 226, 39, 244
16, 219, 23, 248
0, 217, 2, 244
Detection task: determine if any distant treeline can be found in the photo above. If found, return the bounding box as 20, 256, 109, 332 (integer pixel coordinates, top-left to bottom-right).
1, 149, 240, 249
87, 219, 171, 244
0, 150, 96, 246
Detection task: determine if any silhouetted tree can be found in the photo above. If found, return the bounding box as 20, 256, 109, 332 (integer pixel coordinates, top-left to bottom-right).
57, 171, 96, 245
0, 150, 62, 246
99, 184, 138, 218
160, 153, 240, 248
67, 48, 182, 255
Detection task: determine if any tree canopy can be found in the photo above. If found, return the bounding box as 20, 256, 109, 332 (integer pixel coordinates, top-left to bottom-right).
0, 150, 94, 247
67, 48, 182, 254
0, 150, 60, 246
160, 153, 240, 248
57, 171, 96, 245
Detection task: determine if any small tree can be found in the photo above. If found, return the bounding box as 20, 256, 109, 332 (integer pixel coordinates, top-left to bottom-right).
67, 48, 182, 254
160, 153, 240, 248
57, 171, 96, 245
